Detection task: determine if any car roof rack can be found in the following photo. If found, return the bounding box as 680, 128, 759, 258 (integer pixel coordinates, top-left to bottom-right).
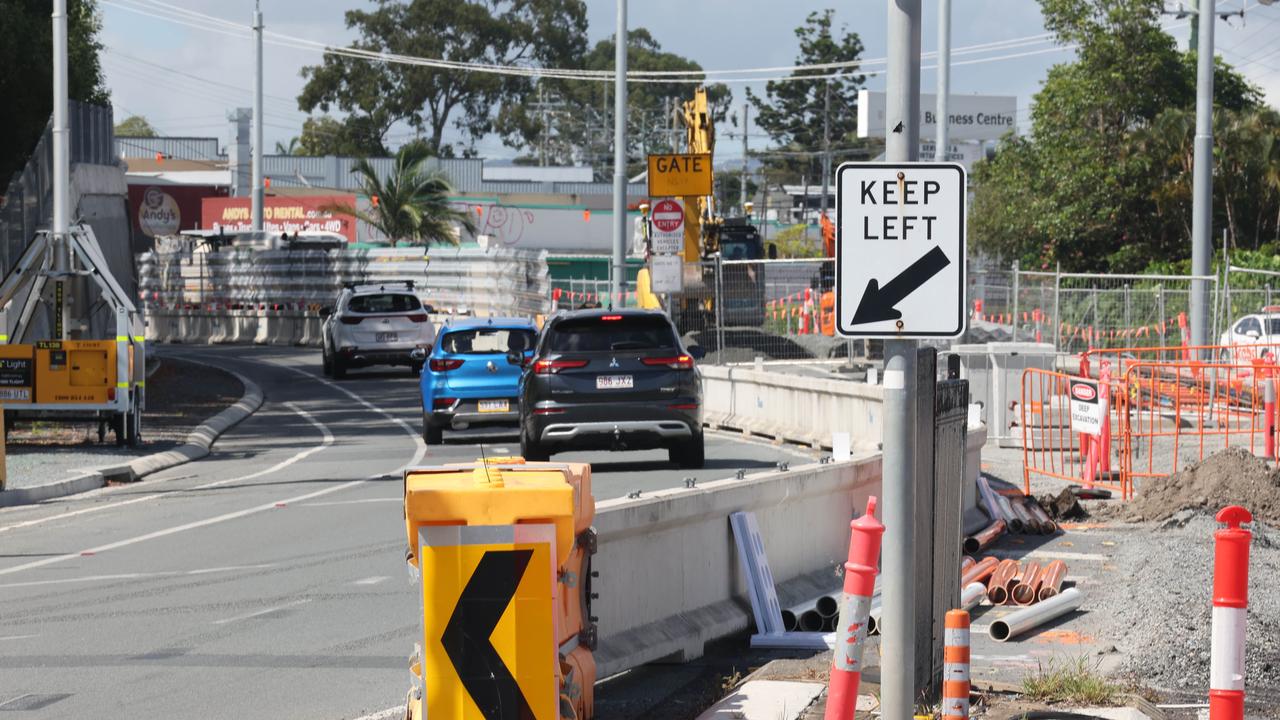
341, 280, 416, 292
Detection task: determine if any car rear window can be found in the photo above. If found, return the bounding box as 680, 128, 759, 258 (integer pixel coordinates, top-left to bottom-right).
440, 328, 535, 355
347, 293, 421, 313
548, 315, 678, 352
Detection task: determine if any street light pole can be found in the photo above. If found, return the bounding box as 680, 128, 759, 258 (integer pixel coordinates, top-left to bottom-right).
610, 0, 629, 307
821, 80, 832, 215
936, 0, 952, 161
1189, 0, 1215, 349
251, 0, 264, 233
52, 0, 70, 339
882, 0, 922, 718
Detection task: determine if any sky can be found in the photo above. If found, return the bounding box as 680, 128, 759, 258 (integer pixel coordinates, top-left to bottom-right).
97, 0, 1280, 163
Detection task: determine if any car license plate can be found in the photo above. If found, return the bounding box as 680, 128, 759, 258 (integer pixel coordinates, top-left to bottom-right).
375, 332, 398, 343
596, 374, 633, 390
478, 399, 509, 413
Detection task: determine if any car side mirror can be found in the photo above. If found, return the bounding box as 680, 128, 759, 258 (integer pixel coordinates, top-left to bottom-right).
1247, 329, 1261, 339
767, 243, 778, 260
688, 346, 707, 360
319, 307, 332, 318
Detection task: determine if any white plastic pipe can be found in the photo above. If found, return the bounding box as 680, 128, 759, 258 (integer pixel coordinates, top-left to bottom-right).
960, 581, 986, 611
988, 588, 1083, 642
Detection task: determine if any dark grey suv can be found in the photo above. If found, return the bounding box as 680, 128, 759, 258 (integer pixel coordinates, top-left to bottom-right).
519, 309, 706, 468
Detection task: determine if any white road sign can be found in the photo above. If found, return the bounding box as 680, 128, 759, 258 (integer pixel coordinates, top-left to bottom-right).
835, 162, 966, 338
1068, 378, 1102, 436
649, 198, 685, 255
649, 254, 684, 293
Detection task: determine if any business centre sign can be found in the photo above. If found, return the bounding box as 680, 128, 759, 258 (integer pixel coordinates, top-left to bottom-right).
857, 90, 1017, 142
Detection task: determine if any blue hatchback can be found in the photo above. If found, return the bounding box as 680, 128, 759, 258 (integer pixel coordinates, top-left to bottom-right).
419, 317, 538, 444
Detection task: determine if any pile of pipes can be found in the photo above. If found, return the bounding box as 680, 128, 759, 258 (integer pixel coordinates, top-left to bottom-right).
780, 578, 882, 633
962, 556, 1083, 641
964, 475, 1058, 553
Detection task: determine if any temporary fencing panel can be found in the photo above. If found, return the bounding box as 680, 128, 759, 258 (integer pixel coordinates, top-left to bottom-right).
1119, 360, 1277, 496
1019, 367, 1127, 499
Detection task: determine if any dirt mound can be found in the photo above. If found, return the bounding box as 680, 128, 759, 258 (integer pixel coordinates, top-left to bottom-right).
1126, 447, 1280, 523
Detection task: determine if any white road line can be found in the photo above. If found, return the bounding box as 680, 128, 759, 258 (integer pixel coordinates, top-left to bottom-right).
351, 706, 407, 720
0, 635, 39, 642
0, 563, 277, 590
0, 403, 334, 536
350, 576, 389, 586
302, 498, 401, 507
212, 598, 311, 625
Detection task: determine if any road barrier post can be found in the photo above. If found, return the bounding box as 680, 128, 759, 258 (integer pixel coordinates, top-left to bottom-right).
1098, 360, 1112, 474
824, 496, 884, 720
941, 609, 971, 720
1210, 505, 1252, 720
1266, 381, 1276, 461
403, 458, 596, 720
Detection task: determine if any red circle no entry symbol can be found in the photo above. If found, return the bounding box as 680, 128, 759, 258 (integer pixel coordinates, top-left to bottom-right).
652, 199, 683, 233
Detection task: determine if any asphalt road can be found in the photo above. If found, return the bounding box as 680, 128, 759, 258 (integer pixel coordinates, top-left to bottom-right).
0, 345, 816, 720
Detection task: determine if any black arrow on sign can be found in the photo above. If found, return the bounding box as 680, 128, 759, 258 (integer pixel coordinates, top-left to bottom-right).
442, 549, 536, 720
850, 246, 951, 325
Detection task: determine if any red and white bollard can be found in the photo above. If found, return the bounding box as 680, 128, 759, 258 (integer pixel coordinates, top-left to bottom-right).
942, 609, 971, 720
824, 496, 884, 720
1210, 506, 1253, 720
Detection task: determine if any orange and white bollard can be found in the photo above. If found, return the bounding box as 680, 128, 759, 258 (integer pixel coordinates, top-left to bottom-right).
1265, 381, 1276, 461
1210, 505, 1253, 720
941, 609, 971, 720
824, 496, 884, 720
800, 288, 813, 335
1098, 360, 1112, 475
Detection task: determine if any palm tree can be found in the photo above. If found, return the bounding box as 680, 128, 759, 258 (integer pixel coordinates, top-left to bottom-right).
274, 137, 299, 155
327, 146, 477, 247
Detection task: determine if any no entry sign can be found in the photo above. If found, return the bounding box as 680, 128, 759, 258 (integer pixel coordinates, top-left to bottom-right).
649, 198, 685, 255
834, 162, 967, 338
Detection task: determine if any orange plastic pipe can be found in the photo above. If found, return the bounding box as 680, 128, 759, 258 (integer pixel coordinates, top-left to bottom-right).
961, 556, 999, 587
1036, 560, 1067, 602
1011, 561, 1044, 606
963, 519, 1005, 554
986, 559, 1020, 605
961, 556, 976, 574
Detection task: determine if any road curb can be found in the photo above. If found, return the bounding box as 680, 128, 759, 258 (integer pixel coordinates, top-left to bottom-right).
0, 360, 264, 508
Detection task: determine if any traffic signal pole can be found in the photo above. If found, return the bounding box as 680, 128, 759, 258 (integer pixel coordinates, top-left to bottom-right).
881, 1, 922, 717
252, 0, 264, 232
610, 0, 628, 306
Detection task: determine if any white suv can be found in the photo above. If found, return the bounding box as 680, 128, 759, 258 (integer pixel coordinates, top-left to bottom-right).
321, 282, 436, 378
1219, 306, 1280, 363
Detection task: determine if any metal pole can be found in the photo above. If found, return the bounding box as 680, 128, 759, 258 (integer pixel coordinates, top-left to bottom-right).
52, 0, 70, 340
741, 102, 749, 215
882, 0, 921, 716
1052, 263, 1061, 351
610, 0, 629, 308
935, 0, 951, 161
1189, 0, 1215, 351
1011, 260, 1020, 343
251, 1, 264, 233
821, 80, 832, 215
1124, 284, 1131, 349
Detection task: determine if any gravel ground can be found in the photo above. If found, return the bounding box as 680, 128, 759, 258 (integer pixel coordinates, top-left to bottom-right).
2, 356, 243, 490
984, 442, 1280, 717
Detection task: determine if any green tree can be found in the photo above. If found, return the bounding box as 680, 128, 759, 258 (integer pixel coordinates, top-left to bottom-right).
274, 137, 300, 155
970, 0, 1262, 272
770, 224, 823, 258
114, 114, 157, 137
1, 0, 108, 179
298, 0, 587, 158
327, 146, 477, 247
746, 10, 867, 183
296, 115, 386, 156
497, 28, 731, 177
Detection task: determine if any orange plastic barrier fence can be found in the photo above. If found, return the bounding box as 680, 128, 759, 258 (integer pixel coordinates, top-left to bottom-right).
1119, 361, 1278, 496
1020, 367, 1127, 499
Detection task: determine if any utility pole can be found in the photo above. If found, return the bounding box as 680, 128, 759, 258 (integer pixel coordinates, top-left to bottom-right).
741, 102, 749, 215
52, 0, 70, 339
821, 80, 832, 215
936, 0, 952, 161
882, 0, 921, 718
251, 0, 264, 233
610, 0, 628, 306
1189, 0, 1214, 349
1189, 0, 1199, 52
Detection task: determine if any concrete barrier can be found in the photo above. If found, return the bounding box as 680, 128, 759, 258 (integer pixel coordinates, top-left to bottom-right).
700, 365, 883, 451
593, 455, 881, 677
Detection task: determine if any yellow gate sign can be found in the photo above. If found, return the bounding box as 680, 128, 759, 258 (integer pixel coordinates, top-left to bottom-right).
420, 524, 557, 720
647, 153, 713, 197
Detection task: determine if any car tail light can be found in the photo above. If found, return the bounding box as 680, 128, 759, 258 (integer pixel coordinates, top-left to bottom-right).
642, 355, 694, 370
433, 397, 456, 409
669, 403, 699, 410
429, 358, 463, 371
601, 315, 622, 321
340, 316, 363, 325
534, 359, 589, 374
407, 313, 429, 323
532, 407, 566, 415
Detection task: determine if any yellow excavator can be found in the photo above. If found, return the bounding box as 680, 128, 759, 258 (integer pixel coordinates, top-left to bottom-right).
637, 88, 770, 333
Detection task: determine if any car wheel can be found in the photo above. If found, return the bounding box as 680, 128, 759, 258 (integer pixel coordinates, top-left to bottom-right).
521, 426, 550, 462
410, 362, 423, 377
321, 348, 333, 377
332, 357, 347, 379
670, 433, 705, 469
422, 412, 443, 445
